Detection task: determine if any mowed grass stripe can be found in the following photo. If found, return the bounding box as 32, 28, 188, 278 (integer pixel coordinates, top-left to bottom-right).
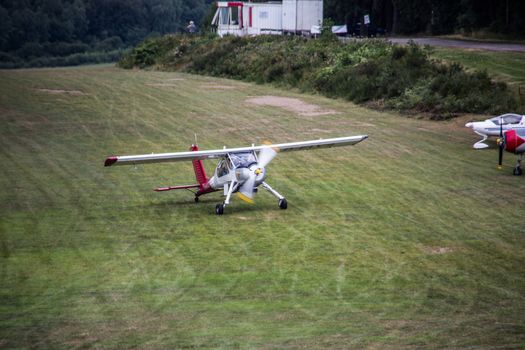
1, 65, 525, 349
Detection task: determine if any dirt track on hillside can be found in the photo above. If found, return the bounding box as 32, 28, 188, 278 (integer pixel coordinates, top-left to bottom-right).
387, 37, 525, 52
245, 96, 339, 116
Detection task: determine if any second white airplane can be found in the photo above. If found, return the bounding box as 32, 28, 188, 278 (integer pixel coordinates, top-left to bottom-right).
465, 113, 525, 149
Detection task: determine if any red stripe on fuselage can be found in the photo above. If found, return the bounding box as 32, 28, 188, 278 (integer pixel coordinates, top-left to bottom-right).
190, 144, 210, 191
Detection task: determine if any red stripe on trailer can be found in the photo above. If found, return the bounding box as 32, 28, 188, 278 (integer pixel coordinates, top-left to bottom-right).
228, 2, 243, 6
249, 7, 252, 27
239, 4, 243, 28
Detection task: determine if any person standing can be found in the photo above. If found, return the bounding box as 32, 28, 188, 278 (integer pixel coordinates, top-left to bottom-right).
187, 21, 197, 34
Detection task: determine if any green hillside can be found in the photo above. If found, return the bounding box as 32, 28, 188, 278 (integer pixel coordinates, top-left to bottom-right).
119, 35, 519, 115
1, 65, 524, 349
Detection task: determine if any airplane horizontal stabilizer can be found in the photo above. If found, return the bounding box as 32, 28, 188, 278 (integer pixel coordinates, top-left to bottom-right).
154, 184, 200, 192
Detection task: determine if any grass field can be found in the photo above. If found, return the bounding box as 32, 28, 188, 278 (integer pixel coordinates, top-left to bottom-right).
1, 64, 525, 349
431, 48, 525, 85
431, 48, 525, 109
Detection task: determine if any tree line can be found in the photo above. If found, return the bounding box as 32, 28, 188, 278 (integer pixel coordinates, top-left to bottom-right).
324, 0, 525, 36
1, 0, 523, 68
0, 0, 213, 68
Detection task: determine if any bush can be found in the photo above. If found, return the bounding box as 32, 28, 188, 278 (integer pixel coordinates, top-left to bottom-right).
43, 41, 90, 57
16, 42, 45, 59
94, 36, 124, 52
0, 51, 17, 63
117, 35, 518, 115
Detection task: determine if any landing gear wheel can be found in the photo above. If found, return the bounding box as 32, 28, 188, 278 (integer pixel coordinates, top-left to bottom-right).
513, 166, 523, 176
278, 198, 288, 210
215, 203, 224, 215
194, 196, 199, 203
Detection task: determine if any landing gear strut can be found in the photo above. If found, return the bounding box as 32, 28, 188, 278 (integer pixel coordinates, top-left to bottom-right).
215, 181, 237, 215
473, 131, 489, 149
513, 154, 523, 176
262, 182, 287, 210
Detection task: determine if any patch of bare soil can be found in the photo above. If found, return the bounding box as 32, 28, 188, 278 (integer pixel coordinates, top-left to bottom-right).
422, 246, 454, 255
145, 83, 180, 87
245, 96, 339, 116
35, 88, 85, 96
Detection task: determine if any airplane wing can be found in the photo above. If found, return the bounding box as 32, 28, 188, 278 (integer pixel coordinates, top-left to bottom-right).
104, 135, 368, 166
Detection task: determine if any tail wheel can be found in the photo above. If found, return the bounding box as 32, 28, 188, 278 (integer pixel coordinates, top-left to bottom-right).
194, 196, 199, 203
278, 198, 287, 210
513, 167, 523, 176
215, 203, 224, 215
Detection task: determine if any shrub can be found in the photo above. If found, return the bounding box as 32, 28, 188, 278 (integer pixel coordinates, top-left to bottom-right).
16, 42, 45, 59
117, 35, 519, 116
0, 51, 17, 63
43, 41, 90, 57
94, 36, 124, 52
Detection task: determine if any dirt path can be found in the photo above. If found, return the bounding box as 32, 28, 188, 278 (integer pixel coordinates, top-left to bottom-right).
245, 96, 339, 116
387, 37, 525, 52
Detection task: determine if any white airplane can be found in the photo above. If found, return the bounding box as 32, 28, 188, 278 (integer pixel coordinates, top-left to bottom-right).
465, 113, 525, 149
105, 135, 368, 215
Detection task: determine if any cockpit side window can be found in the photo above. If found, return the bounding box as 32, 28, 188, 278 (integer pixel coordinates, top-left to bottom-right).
502, 114, 522, 124
492, 114, 522, 125
216, 159, 230, 178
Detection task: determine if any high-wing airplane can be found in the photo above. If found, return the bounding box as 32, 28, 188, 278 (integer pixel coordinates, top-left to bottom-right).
104, 135, 368, 214
465, 113, 525, 149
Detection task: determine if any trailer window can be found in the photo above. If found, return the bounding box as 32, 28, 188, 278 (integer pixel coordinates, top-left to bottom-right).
219, 7, 229, 25
230, 7, 239, 25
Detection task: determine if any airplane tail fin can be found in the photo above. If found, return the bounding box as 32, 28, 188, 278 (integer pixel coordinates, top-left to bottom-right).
190, 144, 208, 190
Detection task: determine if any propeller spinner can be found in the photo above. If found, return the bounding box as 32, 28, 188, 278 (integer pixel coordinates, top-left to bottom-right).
237, 146, 278, 203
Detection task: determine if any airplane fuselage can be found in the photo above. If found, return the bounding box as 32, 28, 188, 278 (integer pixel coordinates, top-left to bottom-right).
465, 113, 525, 149
104, 135, 368, 214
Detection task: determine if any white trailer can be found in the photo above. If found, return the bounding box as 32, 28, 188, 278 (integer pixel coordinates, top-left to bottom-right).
282, 0, 323, 35
212, 1, 323, 37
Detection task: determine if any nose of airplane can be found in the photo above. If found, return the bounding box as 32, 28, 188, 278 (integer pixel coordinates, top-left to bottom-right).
465, 122, 473, 128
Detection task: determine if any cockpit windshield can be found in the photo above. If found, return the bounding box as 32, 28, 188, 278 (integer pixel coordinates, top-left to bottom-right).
491, 114, 522, 125
229, 152, 257, 168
